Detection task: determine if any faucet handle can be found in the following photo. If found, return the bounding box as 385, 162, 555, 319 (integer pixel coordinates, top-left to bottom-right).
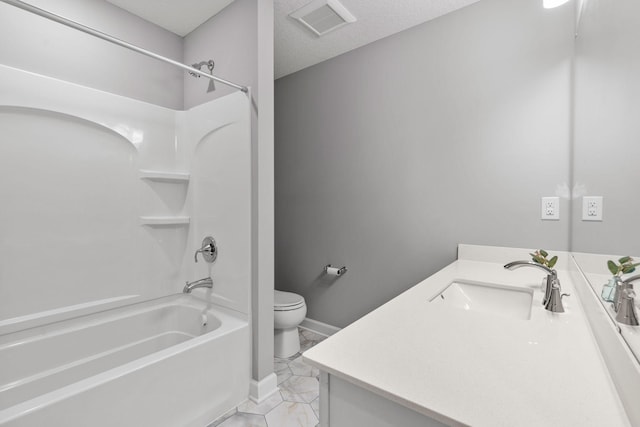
194, 236, 218, 263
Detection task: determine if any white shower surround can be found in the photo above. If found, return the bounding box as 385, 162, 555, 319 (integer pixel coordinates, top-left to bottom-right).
0, 64, 251, 320
0, 64, 252, 425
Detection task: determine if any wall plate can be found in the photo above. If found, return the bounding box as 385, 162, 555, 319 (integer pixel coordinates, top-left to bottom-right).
582, 196, 603, 221
541, 197, 560, 221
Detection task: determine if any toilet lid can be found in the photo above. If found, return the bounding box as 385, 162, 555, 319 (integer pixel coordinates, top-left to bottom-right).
274, 290, 305, 309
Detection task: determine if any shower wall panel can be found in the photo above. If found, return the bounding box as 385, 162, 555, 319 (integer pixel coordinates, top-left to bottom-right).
0, 65, 251, 322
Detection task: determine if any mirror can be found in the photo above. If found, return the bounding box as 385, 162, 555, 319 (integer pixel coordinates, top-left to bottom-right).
572, 0, 640, 360
572, 252, 640, 360
572, 0, 640, 256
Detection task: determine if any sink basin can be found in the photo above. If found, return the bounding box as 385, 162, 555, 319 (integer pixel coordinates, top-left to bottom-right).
430, 280, 533, 320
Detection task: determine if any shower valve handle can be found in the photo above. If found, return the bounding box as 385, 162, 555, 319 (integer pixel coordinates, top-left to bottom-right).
194, 236, 217, 264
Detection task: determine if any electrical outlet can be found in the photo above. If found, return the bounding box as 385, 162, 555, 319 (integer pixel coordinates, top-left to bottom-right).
541, 197, 560, 220
582, 196, 603, 221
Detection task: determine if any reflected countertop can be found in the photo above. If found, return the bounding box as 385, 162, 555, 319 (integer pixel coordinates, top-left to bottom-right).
572, 252, 640, 368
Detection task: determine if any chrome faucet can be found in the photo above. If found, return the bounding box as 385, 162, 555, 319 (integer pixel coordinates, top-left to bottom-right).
614, 274, 640, 312
183, 277, 213, 294
194, 236, 218, 263
616, 288, 639, 326
615, 275, 640, 325
544, 281, 569, 313
504, 260, 568, 313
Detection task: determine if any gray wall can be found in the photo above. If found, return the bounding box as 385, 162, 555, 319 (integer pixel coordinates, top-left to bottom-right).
275, 0, 575, 328
0, 0, 184, 109
572, 0, 640, 255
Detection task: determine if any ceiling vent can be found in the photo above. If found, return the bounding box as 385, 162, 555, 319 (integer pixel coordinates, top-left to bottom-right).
289, 0, 357, 37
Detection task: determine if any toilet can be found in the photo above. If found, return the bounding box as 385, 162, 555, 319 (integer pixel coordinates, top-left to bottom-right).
274, 290, 307, 358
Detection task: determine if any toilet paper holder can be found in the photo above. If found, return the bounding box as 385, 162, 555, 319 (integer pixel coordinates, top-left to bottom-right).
324, 264, 348, 277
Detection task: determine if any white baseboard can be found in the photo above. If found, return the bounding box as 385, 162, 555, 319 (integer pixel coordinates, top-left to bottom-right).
300, 317, 341, 337
249, 373, 278, 404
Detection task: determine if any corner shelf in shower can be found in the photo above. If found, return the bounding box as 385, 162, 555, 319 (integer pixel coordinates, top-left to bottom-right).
139, 216, 190, 226
139, 170, 190, 183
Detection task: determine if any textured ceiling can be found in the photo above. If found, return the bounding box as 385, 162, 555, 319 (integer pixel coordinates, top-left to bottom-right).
275, 0, 482, 78
105, 0, 235, 36
104, 0, 483, 78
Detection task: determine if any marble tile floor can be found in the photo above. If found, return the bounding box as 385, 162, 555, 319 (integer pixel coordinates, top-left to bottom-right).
209, 328, 327, 427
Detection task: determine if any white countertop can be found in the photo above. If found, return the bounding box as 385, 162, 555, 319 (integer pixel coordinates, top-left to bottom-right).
303, 245, 630, 427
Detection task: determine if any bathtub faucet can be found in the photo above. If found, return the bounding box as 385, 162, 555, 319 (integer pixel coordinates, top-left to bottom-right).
183, 277, 213, 293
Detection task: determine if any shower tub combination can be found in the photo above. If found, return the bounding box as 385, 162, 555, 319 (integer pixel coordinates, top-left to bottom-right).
0, 295, 250, 427
0, 1, 253, 426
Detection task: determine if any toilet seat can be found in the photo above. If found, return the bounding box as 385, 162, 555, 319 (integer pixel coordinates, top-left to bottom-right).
274, 290, 305, 311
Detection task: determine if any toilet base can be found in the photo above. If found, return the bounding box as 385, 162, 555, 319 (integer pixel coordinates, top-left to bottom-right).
274, 326, 300, 358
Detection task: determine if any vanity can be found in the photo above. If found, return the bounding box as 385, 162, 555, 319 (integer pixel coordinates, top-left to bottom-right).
303, 245, 639, 427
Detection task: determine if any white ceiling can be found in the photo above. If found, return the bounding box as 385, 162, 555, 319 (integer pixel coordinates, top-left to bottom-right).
275, 0, 481, 78
105, 0, 236, 36
105, 0, 482, 78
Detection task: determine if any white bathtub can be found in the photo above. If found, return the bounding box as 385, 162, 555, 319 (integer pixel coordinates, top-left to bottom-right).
0, 294, 250, 427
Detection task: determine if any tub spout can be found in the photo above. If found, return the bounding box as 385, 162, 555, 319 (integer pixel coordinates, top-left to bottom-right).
183, 277, 213, 293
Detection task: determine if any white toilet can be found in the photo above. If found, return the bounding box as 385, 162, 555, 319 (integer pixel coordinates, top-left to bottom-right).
274, 290, 307, 358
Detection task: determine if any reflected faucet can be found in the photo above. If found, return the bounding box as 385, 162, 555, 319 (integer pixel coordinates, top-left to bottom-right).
183, 277, 213, 294
615, 275, 640, 325
614, 274, 640, 312
504, 261, 568, 313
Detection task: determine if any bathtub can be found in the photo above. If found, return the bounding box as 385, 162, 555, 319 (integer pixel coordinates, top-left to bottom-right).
0, 294, 250, 427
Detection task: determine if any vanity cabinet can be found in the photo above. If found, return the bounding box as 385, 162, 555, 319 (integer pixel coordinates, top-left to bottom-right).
319, 373, 448, 427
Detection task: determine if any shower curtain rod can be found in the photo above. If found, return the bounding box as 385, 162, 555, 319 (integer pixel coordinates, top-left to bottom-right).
0, 0, 249, 93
